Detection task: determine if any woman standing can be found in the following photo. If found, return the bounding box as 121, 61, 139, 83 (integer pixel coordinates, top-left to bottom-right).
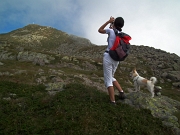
98, 16, 126, 105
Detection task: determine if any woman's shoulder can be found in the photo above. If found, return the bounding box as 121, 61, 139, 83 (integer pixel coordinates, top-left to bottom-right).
106, 28, 114, 34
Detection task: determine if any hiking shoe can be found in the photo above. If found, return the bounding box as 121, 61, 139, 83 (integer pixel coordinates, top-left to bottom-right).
119, 92, 126, 100
110, 101, 116, 105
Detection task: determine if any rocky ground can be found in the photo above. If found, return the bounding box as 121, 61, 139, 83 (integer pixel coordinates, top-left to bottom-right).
1, 24, 180, 134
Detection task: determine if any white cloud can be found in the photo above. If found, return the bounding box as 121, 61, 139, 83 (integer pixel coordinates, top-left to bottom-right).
1, 0, 180, 56
76, 0, 180, 56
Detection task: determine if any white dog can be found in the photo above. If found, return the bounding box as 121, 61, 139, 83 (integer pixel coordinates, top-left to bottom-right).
131, 68, 157, 97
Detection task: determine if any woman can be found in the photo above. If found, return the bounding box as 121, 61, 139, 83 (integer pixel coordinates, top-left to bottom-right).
98, 16, 125, 105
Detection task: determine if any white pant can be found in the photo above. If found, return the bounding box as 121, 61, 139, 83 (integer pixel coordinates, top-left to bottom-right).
103, 52, 119, 88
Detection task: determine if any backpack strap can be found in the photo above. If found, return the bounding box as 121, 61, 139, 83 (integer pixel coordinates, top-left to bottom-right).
110, 36, 120, 50
109, 29, 120, 50
110, 29, 132, 50
113, 29, 119, 36
115, 29, 131, 44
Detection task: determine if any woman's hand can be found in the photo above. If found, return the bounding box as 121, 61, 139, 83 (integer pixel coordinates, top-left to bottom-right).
108, 16, 115, 23
98, 16, 115, 34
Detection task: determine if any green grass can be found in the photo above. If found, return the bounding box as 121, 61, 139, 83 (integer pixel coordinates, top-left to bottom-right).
0, 81, 173, 135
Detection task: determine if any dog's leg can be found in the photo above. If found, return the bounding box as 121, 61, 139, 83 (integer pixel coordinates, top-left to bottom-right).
147, 83, 155, 98
150, 86, 155, 98
134, 84, 140, 92
137, 86, 140, 92
151, 91, 154, 98
134, 82, 137, 92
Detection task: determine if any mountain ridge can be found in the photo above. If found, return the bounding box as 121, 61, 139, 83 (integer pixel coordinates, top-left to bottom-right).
0, 24, 180, 86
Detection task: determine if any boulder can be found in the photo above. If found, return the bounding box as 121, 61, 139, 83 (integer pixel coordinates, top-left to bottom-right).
119, 92, 180, 134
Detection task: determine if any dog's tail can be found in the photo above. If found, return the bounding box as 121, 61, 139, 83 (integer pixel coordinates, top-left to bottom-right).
150, 77, 157, 84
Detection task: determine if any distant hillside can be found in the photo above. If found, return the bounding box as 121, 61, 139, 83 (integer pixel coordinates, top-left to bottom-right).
0, 24, 180, 88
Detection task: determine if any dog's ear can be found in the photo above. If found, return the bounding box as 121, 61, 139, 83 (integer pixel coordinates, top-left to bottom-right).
133, 68, 136, 73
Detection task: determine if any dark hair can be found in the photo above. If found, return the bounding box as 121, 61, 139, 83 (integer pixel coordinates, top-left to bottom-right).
114, 17, 124, 31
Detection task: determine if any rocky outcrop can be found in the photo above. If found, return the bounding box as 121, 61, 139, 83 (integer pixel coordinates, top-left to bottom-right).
17, 51, 55, 65
0, 50, 16, 60
120, 92, 180, 135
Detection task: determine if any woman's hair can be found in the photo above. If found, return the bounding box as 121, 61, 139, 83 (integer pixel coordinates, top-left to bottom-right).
114, 17, 124, 31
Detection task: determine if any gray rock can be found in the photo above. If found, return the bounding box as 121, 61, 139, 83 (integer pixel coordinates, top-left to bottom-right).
122, 92, 180, 132
17, 51, 55, 65
167, 71, 180, 82
172, 82, 180, 88
0, 62, 4, 65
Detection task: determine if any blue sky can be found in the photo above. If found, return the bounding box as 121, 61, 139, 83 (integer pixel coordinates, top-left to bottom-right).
1, 0, 180, 56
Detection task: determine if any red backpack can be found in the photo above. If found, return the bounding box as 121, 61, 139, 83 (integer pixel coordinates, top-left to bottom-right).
109, 29, 131, 61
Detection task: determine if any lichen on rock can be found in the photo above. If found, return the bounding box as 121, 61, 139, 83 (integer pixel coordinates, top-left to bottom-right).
120, 92, 180, 134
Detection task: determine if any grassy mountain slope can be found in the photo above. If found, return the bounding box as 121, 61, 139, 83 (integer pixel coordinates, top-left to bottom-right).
0, 24, 180, 134
0, 81, 173, 135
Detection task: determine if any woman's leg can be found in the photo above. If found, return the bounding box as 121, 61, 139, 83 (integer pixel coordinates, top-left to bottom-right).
113, 81, 123, 92
111, 61, 125, 100
107, 86, 115, 102
103, 54, 115, 102
113, 80, 126, 100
